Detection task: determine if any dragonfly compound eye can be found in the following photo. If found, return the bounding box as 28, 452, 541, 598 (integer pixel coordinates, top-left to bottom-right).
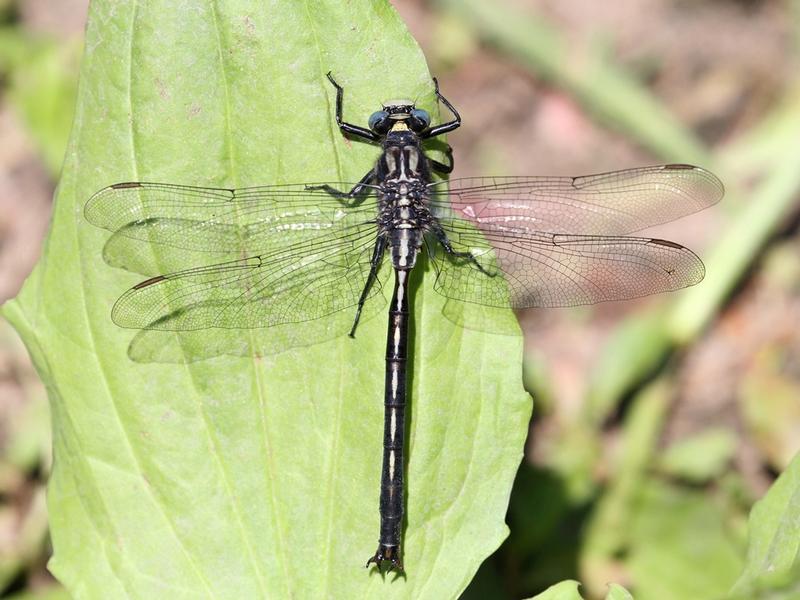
369, 110, 391, 134
409, 109, 430, 132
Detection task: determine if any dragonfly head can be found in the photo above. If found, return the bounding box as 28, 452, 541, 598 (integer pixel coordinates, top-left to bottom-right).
369, 101, 430, 135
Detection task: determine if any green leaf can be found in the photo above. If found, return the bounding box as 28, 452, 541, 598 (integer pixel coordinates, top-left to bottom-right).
524, 580, 633, 600
528, 579, 582, 600
604, 583, 634, 600
2, 1, 530, 597
656, 427, 737, 483
730, 452, 800, 598
625, 479, 744, 600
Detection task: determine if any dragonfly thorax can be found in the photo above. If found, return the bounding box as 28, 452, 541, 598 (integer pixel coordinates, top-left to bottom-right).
378, 130, 432, 185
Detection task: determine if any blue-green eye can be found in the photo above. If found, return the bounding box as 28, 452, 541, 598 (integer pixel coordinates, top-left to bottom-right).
411, 109, 430, 128
369, 110, 390, 132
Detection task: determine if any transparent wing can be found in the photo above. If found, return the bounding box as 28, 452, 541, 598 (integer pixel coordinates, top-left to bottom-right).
86, 181, 378, 274
428, 164, 723, 236
431, 220, 706, 308
85, 181, 374, 234
110, 222, 384, 330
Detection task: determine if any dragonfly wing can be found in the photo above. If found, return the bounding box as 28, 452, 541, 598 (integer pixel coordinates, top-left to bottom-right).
429, 164, 723, 236
85, 181, 377, 275
101, 210, 376, 276
85, 181, 370, 233
111, 223, 385, 330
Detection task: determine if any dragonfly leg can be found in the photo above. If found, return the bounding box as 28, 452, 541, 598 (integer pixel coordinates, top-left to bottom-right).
431, 224, 496, 277
326, 72, 380, 142
428, 144, 454, 174
448, 249, 495, 277
350, 236, 387, 337
305, 168, 375, 205
421, 77, 462, 139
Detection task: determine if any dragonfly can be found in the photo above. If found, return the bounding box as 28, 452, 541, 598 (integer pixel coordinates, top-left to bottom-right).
85, 72, 724, 572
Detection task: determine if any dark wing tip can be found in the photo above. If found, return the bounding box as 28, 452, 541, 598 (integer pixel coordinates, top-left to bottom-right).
85, 182, 143, 226
649, 237, 706, 286
111, 278, 170, 329
662, 164, 725, 204
132, 275, 167, 290
110, 182, 144, 190
649, 238, 684, 250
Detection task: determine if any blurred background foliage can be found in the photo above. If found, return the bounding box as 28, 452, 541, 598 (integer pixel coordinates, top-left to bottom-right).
0, 0, 798, 598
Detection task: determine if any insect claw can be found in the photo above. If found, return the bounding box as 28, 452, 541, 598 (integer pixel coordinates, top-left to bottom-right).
366, 545, 403, 573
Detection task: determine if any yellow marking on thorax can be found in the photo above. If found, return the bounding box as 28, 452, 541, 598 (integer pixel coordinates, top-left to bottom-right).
391, 122, 409, 131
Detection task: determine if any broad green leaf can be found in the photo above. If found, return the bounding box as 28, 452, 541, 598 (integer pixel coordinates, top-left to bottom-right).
2, 1, 530, 598
525, 580, 633, 600
730, 452, 800, 598
527, 580, 582, 600
604, 583, 634, 600
625, 479, 744, 600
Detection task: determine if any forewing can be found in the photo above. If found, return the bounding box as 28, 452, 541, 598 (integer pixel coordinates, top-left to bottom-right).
86, 182, 377, 274
428, 164, 723, 236
85, 181, 372, 233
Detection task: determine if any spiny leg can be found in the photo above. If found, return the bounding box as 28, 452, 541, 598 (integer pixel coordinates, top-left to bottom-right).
422, 77, 462, 139
312, 72, 379, 203
428, 144, 454, 174
431, 223, 496, 277
326, 72, 379, 142
349, 236, 387, 338
305, 169, 376, 206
